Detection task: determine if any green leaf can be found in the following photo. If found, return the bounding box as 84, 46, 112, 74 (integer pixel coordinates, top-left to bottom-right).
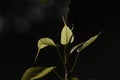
72, 77, 79, 80
77, 34, 99, 52
34, 38, 56, 63
21, 67, 43, 80
38, 38, 56, 49
21, 66, 56, 80
70, 42, 84, 54
61, 17, 74, 45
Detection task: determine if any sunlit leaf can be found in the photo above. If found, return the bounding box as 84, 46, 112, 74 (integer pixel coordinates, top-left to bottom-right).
77, 33, 100, 52
21, 66, 56, 80
61, 17, 74, 45
70, 42, 84, 54
34, 38, 56, 63
72, 77, 79, 80
38, 38, 56, 49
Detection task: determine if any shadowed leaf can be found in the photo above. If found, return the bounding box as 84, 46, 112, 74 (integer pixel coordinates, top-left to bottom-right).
77, 33, 100, 52
40, 0, 48, 4
21, 66, 56, 80
70, 42, 84, 54
72, 77, 79, 80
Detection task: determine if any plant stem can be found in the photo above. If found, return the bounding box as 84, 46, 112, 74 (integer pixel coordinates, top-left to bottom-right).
64, 46, 67, 64
33, 49, 40, 64
64, 65, 68, 80
70, 52, 80, 73
56, 47, 70, 80
64, 45, 72, 80
64, 64, 72, 80
63, 45, 68, 80
56, 47, 65, 65
53, 70, 64, 80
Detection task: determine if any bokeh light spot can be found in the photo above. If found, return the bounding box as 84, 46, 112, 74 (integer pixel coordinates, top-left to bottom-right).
13, 17, 31, 34
27, 6, 45, 22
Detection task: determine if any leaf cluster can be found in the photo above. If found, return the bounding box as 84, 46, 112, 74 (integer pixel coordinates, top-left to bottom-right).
21, 17, 100, 80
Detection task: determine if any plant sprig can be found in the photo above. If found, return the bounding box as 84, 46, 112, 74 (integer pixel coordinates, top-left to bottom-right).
21, 17, 100, 80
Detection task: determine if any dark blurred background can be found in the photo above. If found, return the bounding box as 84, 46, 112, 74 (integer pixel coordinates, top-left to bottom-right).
0, 0, 120, 80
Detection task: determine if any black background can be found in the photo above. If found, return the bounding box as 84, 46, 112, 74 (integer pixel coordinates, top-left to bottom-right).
0, 0, 120, 80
